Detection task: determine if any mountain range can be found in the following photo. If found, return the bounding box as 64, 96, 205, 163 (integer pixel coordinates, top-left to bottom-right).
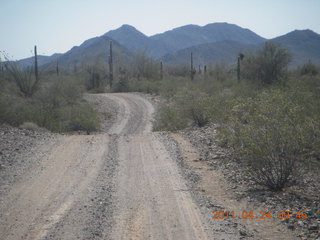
16, 22, 320, 69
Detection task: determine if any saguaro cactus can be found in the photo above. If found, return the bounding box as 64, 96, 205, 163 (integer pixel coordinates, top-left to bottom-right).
190, 52, 196, 80
56, 61, 59, 76
237, 53, 244, 81
0, 61, 3, 77
160, 61, 163, 80
109, 41, 114, 88
34, 45, 39, 82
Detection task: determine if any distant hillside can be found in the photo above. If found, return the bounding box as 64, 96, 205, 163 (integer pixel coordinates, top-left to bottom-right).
14, 24, 320, 70
104, 22, 265, 58
162, 29, 320, 67
17, 53, 62, 69
55, 35, 131, 68
104, 24, 150, 52
270, 29, 320, 66
161, 41, 257, 65
16, 35, 131, 71
149, 22, 265, 58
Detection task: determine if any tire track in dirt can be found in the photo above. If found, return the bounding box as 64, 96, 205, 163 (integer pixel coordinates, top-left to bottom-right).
0, 93, 213, 240
110, 133, 209, 240
0, 135, 108, 240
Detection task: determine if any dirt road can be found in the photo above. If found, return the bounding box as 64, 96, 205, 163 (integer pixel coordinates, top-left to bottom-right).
0, 93, 210, 240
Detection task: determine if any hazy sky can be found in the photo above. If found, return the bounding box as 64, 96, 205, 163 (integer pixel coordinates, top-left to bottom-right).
1, 0, 319, 60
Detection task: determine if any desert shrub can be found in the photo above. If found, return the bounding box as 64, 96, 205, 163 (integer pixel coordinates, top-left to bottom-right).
166, 63, 190, 77
39, 76, 83, 106
68, 103, 99, 132
223, 88, 317, 190
131, 49, 159, 80
33, 76, 99, 132
85, 65, 107, 92
158, 76, 189, 99
153, 79, 237, 130
286, 76, 320, 158
127, 78, 160, 94
207, 62, 232, 82
0, 75, 100, 132
242, 42, 291, 85
4, 62, 39, 97
0, 94, 32, 126
113, 69, 130, 92
153, 104, 188, 131
175, 88, 212, 127
300, 61, 318, 76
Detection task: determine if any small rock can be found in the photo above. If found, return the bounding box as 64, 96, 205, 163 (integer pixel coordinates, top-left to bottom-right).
308, 225, 319, 231
239, 230, 247, 236
298, 221, 305, 227
288, 225, 295, 230
281, 218, 290, 224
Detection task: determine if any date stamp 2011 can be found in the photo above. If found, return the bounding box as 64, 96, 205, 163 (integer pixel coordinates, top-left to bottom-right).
212, 210, 308, 220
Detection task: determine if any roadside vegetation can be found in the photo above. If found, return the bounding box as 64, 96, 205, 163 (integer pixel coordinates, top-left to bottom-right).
0, 56, 99, 133
104, 41, 319, 191
1, 42, 319, 190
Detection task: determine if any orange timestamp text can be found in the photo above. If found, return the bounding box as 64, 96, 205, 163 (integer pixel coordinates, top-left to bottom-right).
212, 210, 308, 220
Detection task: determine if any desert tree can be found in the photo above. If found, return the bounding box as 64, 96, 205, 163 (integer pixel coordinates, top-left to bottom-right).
4, 45, 40, 97
132, 48, 158, 80
300, 60, 318, 76
242, 42, 291, 84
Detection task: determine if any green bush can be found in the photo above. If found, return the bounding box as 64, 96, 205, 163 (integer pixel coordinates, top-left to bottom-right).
159, 77, 188, 99
242, 42, 291, 85
175, 88, 212, 127
4, 62, 39, 97
223, 88, 318, 190
0, 75, 100, 133
300, 61, 318, 76
153, 104, 188, 131
0, 94, 31, 126
113, 74, 129, 92
127, 78, 160, 94
131, 49, 160, 80
69, 103, 99, 132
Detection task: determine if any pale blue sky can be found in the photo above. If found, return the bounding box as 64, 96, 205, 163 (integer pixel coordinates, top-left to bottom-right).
1, 0, 319, 60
